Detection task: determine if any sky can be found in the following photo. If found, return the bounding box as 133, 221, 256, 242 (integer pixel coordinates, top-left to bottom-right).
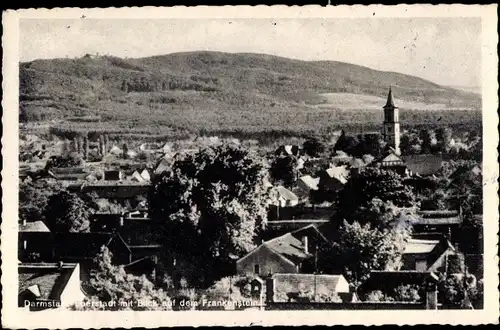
19, 18, 481, 87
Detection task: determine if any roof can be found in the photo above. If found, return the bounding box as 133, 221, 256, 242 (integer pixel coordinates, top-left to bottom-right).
350, 158, 365, 168
412, 210, 462, 226
324, 166, 349, 184
155, 158, 171, 174
49, 167, 86, 174
19, 221, 51, 233
381, 153, 403, 164
131, 171, 146, 182
298, 175, 319, 191
403, 154, 443, 176
51, 232, 126, 259
18, 263, 79, 300
403, 239, 440, 254
272, 273, 349, 301
276, 186, 299, 202
264, 233, 312, 265
80, 182, 150, 198
383, 87, 397, 109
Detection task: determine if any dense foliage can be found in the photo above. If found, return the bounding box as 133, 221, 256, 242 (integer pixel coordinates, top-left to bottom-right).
74, 247, 172, 311
335, 167, 417, 225
149, 144, 271, 287
43, 191, 93, 232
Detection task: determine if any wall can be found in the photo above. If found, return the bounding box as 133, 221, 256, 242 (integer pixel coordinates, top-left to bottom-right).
60, 264, 86, 308
266, 302, 425, 310
237, 245, 298, 276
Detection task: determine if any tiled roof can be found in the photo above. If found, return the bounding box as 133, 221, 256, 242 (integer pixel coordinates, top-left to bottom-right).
403, 239, 440, 254
265, 233, 311, 265
381, 153, 403, 164
19, 221, 51, 233
276, 186, 299, 202
324, 166, 349, 184
18, 263, 79, 300
403, 154, 443, 176
298, 175, 319, 190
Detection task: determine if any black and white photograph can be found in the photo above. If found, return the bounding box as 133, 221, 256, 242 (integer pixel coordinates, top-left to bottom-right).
2, 5, 498, 327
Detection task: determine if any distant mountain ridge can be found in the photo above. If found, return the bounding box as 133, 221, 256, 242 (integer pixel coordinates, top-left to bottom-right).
19, 51, 481, 139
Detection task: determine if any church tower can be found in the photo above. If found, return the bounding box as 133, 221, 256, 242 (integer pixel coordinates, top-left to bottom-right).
382, 87, 401, 155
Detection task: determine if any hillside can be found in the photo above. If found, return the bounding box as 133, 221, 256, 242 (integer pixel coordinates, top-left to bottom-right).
20, 51, 482, 141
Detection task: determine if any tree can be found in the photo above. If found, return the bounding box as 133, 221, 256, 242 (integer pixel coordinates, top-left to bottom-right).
45, 152, 84, 169
335, 167, 417, 225
73, 246, 172, 311
302, 136, 326, 157
334, 130, 359, 155
43, 191, 93, 232
149, 144, 270, 287
19, 180, 62, 223
419, 129, 437, 154
270, 155, 299, 188
122, 143, 129, 159
320, 221, 409, 292
436, 127, 453, 153
83, 135, 89, 160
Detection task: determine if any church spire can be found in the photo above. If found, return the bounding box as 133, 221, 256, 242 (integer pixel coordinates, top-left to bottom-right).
384, 86, 396, 108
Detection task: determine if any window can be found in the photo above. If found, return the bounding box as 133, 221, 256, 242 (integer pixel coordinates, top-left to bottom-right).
254, 264, 260, 274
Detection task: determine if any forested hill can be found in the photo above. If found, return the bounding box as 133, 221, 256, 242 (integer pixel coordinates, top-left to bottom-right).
19, 52, 481, 139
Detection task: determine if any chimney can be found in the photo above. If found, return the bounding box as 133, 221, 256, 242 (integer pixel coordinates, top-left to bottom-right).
302, 236, 309, 254
58, 261, 64, 269
265, 277, 275, 304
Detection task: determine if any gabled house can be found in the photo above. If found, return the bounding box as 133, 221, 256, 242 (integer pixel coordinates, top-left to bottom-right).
297, 175, 319, 193
401, 237, 456, 272
402, 154, 443, 177
318, 166, 349, 193
19, 220, 52, 262
236, 233, 312, 276
379, 153, 408, 176
47, 167, 89, 181
272, 186, 299, 207
411, 210, 463, 239
80, 182, 151, 199
130, 170, 147, 182
18, 262, 86, 310
154, 158, 171, 175
237, 223, 331, 277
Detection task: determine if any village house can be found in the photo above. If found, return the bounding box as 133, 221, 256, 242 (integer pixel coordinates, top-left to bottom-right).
400, 237, 457, 272
47, 167, 90, 181
237, 223, 331, 276
19, 220, 52, 262
79, 182, 151, 199
18, 262, 86, 310
317, 166, 349, 193
297, 175, 319, 195
411, 210, 463, 240
272, 185, 299, 207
